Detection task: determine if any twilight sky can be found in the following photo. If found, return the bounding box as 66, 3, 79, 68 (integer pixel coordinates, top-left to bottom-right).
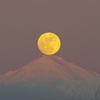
0, 0, 100, 74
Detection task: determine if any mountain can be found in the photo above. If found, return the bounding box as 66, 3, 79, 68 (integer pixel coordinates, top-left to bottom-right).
0, 75, 100, 100
0, 55, 98, 84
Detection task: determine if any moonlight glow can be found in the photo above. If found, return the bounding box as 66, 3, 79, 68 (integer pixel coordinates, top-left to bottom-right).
37, 32, 61, 55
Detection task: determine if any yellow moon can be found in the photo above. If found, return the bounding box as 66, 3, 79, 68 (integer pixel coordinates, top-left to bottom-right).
37, 32, 61, 55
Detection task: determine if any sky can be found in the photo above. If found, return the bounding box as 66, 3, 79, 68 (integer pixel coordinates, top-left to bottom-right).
0, 0, 100, 74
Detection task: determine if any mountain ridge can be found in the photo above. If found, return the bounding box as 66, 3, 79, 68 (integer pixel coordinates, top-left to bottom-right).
0, 55, 98, 84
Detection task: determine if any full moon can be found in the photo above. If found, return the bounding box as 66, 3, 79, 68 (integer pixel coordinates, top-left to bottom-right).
37, 32, 61, 55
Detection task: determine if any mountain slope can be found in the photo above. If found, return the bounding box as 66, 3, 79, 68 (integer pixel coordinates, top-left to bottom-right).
0, 55, 98, 84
